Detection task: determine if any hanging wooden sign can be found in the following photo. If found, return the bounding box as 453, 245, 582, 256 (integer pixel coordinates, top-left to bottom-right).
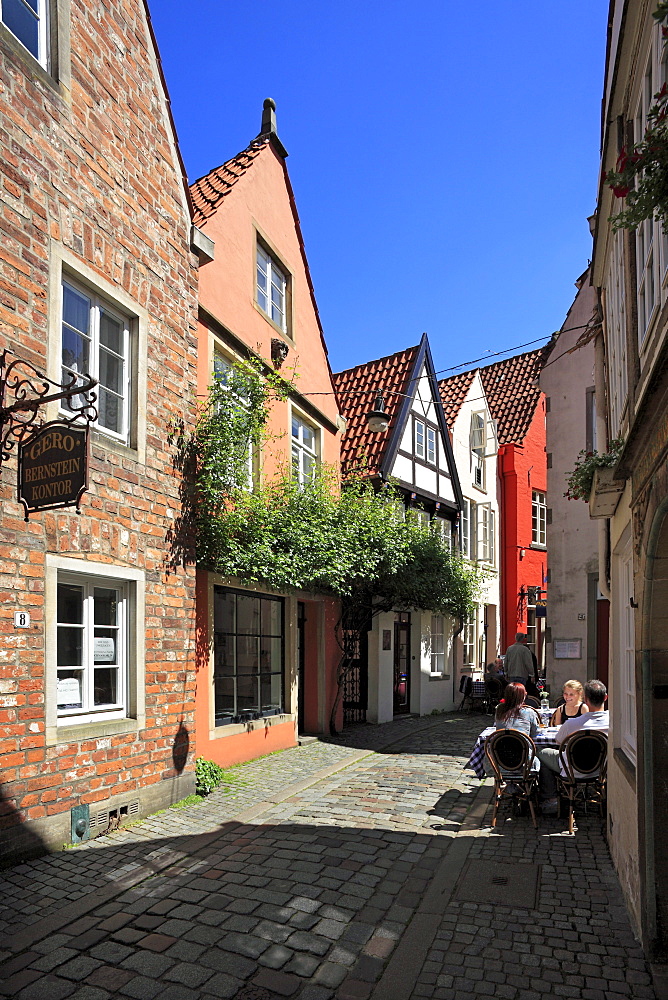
18, 422, 89, 519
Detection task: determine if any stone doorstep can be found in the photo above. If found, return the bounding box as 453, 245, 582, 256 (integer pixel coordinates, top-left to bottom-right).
1, 716, 475, 957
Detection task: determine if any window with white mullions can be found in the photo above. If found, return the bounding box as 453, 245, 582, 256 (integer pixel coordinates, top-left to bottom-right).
256, 244, 287, 332
414, 418, 436, 464
291, 412, 318, 486
57, 578, 126, 722
61, 280, 130, 442
462, 616, 475, 666
430, 615, 445, 673
1, 0, 48, 67
213, 351, 254, 488
532, 490, 546, 546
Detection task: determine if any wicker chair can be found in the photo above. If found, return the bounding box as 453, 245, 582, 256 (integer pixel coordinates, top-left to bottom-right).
557, 731, 608, 834
484, 730, 539, 829
484, 677, 504, 713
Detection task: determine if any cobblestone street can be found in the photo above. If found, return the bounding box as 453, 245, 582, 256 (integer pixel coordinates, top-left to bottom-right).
0, 713, 660, 1000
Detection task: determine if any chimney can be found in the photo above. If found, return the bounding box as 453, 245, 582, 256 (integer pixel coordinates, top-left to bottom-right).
258, 98, 288, 158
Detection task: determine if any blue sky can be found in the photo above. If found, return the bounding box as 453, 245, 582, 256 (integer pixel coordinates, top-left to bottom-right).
150, 1, 608, 377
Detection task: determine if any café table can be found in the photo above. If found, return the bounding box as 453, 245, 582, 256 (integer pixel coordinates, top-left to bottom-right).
465, 724, 560, 779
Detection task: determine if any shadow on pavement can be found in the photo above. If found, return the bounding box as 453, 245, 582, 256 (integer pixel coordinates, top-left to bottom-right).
0, 782, 655, 1000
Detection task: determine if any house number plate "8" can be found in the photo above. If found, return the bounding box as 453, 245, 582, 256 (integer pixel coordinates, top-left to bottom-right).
14, 611, 30, 628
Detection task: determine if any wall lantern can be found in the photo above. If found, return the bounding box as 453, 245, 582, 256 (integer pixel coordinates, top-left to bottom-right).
367, 391, 389, 433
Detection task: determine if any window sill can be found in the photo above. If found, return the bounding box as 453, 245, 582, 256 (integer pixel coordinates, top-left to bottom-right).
52, 717, 140, 746
612, 746, 637, 790
253, 300, 293, 344
530, 543, 547, 551
210, 713, 294, 740
429, 673, 450, 682
0, 25, 63, 98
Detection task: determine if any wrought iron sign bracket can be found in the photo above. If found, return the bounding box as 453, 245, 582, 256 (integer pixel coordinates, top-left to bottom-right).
0, 350, 98, 520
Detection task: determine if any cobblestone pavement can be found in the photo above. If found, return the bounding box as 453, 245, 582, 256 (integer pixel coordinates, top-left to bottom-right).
0, 711, 661, 1000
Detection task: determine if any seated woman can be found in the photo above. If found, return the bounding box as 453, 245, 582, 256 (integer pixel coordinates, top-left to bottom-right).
484, 682, 540, 775
550, 679, 586, 727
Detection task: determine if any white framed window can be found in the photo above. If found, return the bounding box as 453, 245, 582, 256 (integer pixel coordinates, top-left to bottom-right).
462, 616, 475, 666
634, 36, 663, 345
620, 545, 637, 762
470, 412, 485, 456
291, 411, 318, 486
61, 279, 130, 444
430, 615, 445, 674
415, 419, 425, 459
414, 419, 436, 464
56, 574, 127, 725
426, 426, 436, 464
213, 350, 254, 489
1, 0, 48, 67
411, 509, 430, 530
532, 490, 547, 546
460, 498, 474, 559
256, 243, 287, 333
432, 516, 451, 549
606, 230, 628, 434
476, 504, 495, 564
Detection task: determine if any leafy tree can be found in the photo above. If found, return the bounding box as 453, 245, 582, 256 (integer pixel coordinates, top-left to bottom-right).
192, 361, 483, 734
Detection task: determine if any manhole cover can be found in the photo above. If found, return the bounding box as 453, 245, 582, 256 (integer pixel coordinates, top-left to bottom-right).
453, 859, 540, 909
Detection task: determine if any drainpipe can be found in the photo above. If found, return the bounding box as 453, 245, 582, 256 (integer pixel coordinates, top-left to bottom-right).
594, 329, 612, 601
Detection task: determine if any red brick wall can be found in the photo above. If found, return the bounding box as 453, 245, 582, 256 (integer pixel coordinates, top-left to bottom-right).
0, 1, 198, 849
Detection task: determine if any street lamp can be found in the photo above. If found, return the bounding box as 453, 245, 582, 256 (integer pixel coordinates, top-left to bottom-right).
367, 391, 389, 433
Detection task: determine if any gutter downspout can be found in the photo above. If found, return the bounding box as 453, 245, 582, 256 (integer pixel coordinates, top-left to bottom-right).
594, 328, 612, 601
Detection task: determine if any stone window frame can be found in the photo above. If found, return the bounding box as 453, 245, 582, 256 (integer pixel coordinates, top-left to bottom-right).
45, 555, 145, 746
47, 243, 148, 464
0, 0, 71, 97
254, 229, 293, 343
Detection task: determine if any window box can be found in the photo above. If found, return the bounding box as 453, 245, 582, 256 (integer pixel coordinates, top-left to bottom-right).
589, 466, 625, 518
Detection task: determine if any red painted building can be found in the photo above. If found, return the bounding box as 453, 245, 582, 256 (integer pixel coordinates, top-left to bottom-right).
480, 350, 549, 666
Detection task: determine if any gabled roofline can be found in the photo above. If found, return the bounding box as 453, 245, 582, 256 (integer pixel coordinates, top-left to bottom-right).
379, 333, 464, 512
142, 2, 194, 221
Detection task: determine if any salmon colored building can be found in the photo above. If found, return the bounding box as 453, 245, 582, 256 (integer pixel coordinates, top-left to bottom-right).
479, 350, 549, 667
189, 102, 344, 766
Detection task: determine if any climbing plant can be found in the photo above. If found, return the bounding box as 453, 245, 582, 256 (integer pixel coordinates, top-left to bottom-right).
192, 360, 484, 733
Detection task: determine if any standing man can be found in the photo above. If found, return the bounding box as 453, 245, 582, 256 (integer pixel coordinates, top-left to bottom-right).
503, 633, 535, 686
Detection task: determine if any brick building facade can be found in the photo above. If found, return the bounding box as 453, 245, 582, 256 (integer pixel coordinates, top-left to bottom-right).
0, 1, 199, 858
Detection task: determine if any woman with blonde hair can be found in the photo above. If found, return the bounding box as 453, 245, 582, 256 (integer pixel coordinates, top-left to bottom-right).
550, 679, 586, 727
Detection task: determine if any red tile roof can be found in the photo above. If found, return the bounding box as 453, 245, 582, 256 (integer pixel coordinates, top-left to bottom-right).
479, 348, 546, 445
438, 370, 476, 430
189, 138, 270, 227
333, 345, 420, 476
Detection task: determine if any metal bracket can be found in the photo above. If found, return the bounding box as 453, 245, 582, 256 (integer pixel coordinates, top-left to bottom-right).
0, 349, 98, 464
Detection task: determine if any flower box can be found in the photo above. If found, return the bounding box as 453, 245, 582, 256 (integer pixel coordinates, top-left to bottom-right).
589, 466, 625, 518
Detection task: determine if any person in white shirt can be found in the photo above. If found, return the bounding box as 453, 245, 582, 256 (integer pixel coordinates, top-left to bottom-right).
537, 679, 608, 807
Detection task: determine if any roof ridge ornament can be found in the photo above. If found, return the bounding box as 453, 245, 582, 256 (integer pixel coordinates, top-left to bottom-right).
258, 97, 288, 158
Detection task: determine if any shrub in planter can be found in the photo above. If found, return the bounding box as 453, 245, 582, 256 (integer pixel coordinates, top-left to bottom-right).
564, 439, 624, 502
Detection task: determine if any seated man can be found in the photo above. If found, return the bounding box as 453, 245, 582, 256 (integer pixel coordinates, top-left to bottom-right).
537, 678, 608, 808
485, 658, 507, 690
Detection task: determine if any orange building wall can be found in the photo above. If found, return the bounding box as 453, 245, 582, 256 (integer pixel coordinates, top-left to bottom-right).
193, 139, 343, 765
195, 145, 339, 476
